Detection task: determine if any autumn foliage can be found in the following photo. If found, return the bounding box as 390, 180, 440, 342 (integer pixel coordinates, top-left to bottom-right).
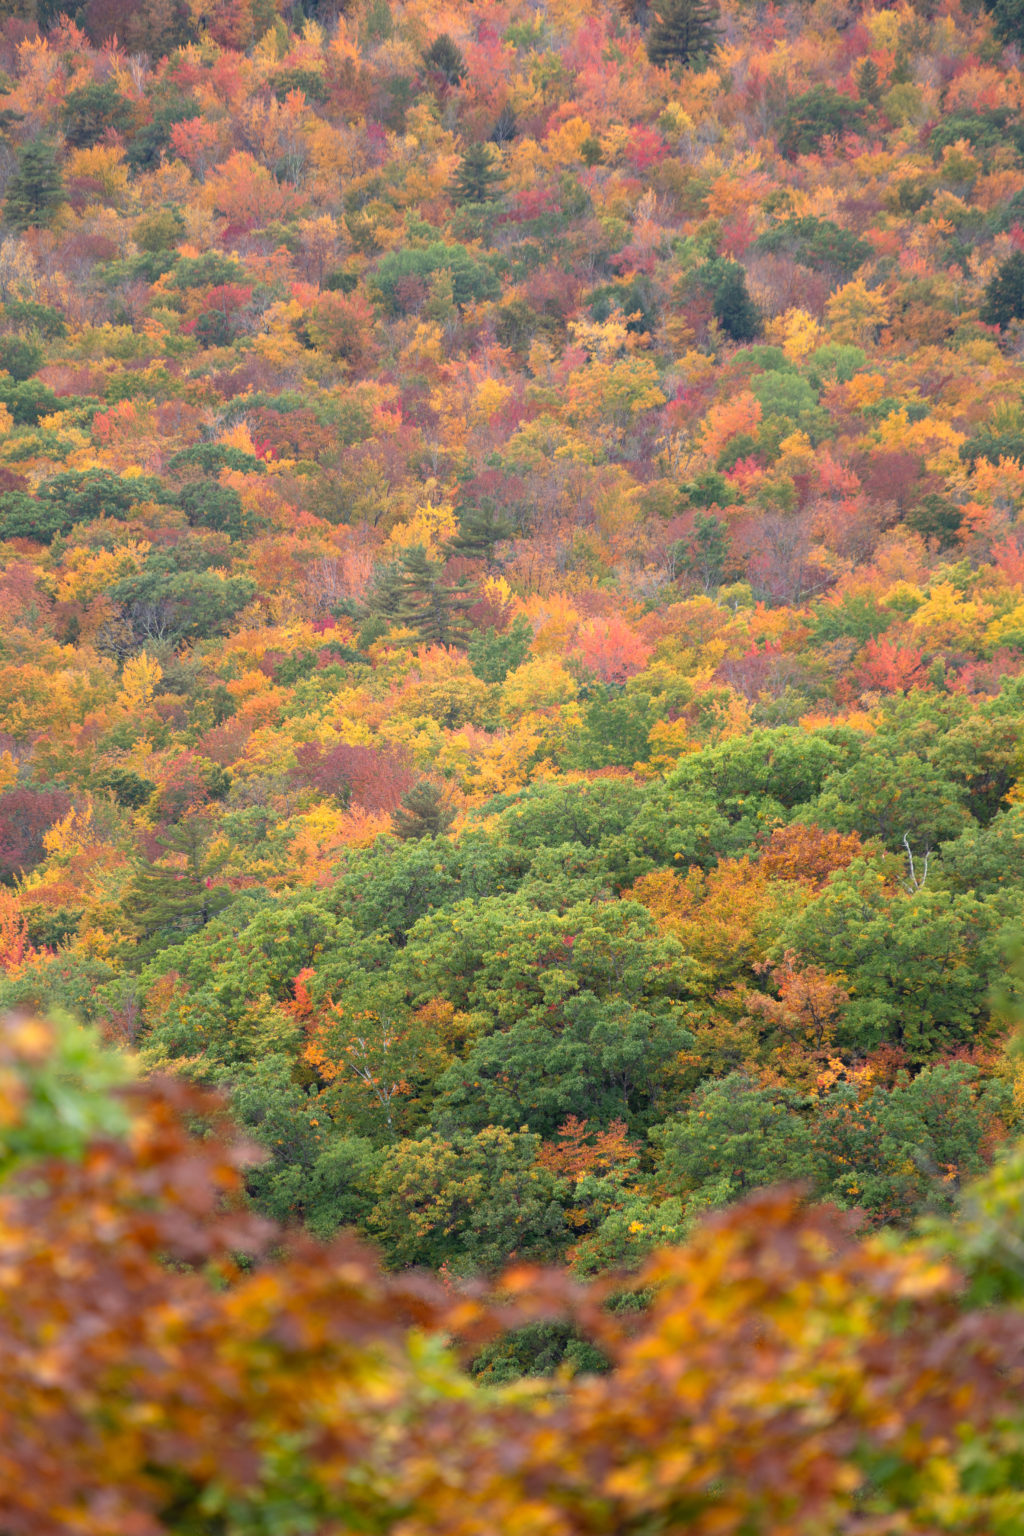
3, 0, 1024, 1509
4, 1014, 1024, 1534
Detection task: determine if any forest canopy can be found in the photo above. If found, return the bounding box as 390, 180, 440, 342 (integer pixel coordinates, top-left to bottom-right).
2, 0, 1024, 1520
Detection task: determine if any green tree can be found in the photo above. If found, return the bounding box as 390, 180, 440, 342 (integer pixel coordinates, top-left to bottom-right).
1, 299, 67, 340
710, 262, 762, 343
984, 0, 1024, 50
421, 33, 468, 87
98, 768, 156, 810
127, 818, 233, 956
369, 1125, 567, 1273
668, 725, 858, 819
0, 377, 64, 425
653, 1073, 813, 1213
807, 747, 972, 852
452, 142, 506, 205
490, 777, 649, 876
445, 500, 514, 562
219, 1053, 379, 1237
0, 467, 149, 543
4, 139, 65, 231
126, 95, 200, 172
38, 468, 143, 525
135, 893, 361, 1064
59, 81, 134, 149
417, 896, 697, 1135
779, 86, 865, 159
0, 954, 119, 1030
167, 441, 262, 476
109, 563, 257, 647
935, 806, 1024, 899
673, 512, 730, 590
778, 868, 1007, 1058
373, 242, 500, 313
394, 545, 475, 646
0, 335, 42, 382
645, 0, 720, 68
177, 481, 247, 538
628, 728, 861, 875
326, 835, 522, 944
565, 688, 656, 772
813, 1063, 1011, 1226
468, 615, 532, 683
470, 1320, 608, 1381
855, 57, 882, 107
360, 559, 405, 643
754, 216, 871, 279
393, 780, 456, 841
0, 491, 68, 543
981, 250, 1024, 328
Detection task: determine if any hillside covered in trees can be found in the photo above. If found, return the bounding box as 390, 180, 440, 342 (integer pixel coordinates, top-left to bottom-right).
6, 0, 1024, 1516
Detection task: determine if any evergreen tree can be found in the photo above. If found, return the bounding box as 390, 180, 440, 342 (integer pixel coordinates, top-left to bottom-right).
392, 780, 456, 841
452, 143, 506, 205
0, 336, 42, 383
620, 0, 654, 24
360, 560, 404, 622
127, 819, 231, 956
60, 81, 134, 150
394, 546, 474, 647
36, 0, 86, 26
422, 34, 468, 87
674, 512, 730, 591
4, 141, 65, 232
357, 560, 406, 647
445, 500, 514, 563
778, 87, 865, 160
711, 263, 762, 343
889, 48, 912, 84
985, 0, 1024, 48
645, 0, 720, 69
855, 57, 882, 107
981, 251, 1024, 328
80, 0, 195, 52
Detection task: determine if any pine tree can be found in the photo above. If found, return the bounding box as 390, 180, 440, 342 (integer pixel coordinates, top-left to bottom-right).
422, 34, 468, 87
452, 143, 506, 205
444, 501, 514, 563
981, 251, 1024, 328
392, 780, 455, 840
674, 513, 730, 591
855, 57, 882, 107
890, 48, 912, 85
645, 0, 720, 69
712, 264, 761, 343
394, 546, 475, 647
36, 0, 84, 27
4, 141, 65, 232
987, 0, 1024, 48
358, 559, 406, 646
127, 819, 231, 955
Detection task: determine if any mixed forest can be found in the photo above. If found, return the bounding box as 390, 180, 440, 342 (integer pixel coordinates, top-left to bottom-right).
6, 0, 1024, 1525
